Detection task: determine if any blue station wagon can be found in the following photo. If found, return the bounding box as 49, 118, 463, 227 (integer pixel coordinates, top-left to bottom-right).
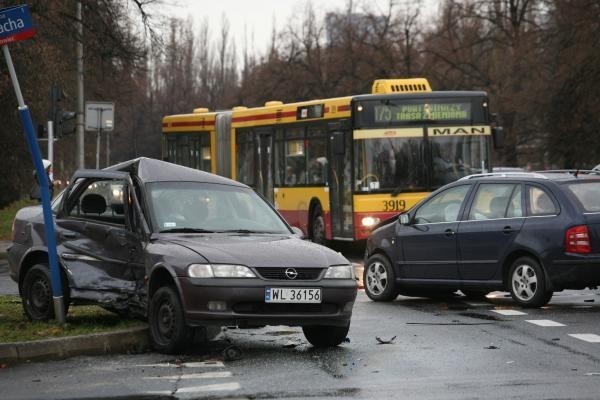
364, 171, 600, 307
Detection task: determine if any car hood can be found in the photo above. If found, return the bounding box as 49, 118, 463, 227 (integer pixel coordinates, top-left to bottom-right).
159, 234, 348, 268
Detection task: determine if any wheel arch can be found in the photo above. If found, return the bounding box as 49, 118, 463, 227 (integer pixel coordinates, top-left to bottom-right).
148, 264, 179, 300
502, 249, 552, 291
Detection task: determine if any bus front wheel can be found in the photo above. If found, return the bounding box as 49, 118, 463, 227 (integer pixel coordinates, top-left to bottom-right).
311, 205, 326, 245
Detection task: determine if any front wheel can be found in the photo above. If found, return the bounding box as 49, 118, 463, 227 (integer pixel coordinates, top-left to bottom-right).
364, 254, 397, 301
22, 264, 69, 321
303, 323, 350, 347
508, 256, 552, 308
149, 286, 192, 354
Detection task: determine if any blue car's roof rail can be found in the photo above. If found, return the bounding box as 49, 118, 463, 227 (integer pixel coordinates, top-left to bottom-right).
459, 172, 549, 180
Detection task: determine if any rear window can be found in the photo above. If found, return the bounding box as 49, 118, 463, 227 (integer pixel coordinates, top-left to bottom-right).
566, 182, 600, 212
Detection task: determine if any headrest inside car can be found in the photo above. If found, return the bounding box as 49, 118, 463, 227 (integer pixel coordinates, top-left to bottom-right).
81, 193, 107, 214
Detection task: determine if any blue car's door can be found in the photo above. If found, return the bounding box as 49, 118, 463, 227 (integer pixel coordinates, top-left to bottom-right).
399, 184, 472, 281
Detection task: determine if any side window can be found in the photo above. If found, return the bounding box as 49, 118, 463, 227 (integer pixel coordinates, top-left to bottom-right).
528, 186, 557, 216
68, 180, 126, 225
506, 185, 523, 218
306, 126, 328, 185
414, 185, 470, 224
468, 183, 517, 220
284, 126, 306, 186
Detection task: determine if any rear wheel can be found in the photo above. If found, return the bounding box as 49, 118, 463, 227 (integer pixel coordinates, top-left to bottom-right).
303, 323, 350, 347
508, 256, 552, 308
22, 264, 69, 321
149, 286, 192, 354
311, 205, 326, 245
364, 254, 397, 301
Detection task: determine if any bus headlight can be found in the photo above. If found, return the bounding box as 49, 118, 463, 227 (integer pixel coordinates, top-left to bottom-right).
361, 216, 381, 228
188, 264, 256, 278
324, 265, 355, 279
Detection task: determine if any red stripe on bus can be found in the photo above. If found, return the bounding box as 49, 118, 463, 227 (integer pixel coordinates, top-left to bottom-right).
338, 105, 350, 112
162, 123, 168, 128
171, 121, 215, 127
232, 110, 297, 123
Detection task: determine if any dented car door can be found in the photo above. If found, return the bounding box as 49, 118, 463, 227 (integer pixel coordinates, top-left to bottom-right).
55, 172, 145, 313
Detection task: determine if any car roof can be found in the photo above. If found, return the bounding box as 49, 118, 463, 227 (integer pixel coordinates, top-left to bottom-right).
105, 157, 247, 186
460, 171, 600, 183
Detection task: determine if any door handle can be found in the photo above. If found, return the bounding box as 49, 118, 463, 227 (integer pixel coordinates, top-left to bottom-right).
502, 226, 515, 234
444, 229, 455, 237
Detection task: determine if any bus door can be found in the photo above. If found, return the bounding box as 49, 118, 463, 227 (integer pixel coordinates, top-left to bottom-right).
328, 124, 354, 239
256, 129, 274, 203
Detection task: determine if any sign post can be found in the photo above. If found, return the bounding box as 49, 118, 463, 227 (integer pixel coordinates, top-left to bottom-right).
1, 5, 65, 323
85, 101, 114, 169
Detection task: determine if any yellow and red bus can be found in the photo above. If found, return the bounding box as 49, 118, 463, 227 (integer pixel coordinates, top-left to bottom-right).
162, 78, 503, 243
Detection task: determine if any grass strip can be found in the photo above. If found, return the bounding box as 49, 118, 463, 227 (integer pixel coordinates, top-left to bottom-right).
0, 295, 144, 343
0, 199, 37, 241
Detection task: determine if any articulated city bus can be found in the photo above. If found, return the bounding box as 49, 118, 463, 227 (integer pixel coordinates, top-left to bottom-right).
162, 78, 503, 243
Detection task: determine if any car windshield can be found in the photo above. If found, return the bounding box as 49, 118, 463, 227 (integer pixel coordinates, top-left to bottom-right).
147, 182, 291, 234
566, 181, 600, 212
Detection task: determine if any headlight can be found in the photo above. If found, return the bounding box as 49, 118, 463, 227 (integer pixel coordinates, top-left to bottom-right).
361, 216, 381, 228
324, 265, 355, 279
188, 264, 256, 278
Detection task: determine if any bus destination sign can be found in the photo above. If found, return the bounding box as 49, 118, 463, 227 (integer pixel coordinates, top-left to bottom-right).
374, 102, 471, 122
0, 5, 36, 46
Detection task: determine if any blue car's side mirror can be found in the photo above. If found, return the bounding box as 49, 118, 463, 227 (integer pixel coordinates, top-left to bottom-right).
399, 213, 410, 225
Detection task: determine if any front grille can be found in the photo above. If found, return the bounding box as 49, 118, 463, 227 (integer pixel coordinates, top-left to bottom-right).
232, 302, 337, 315
255, 267, 324, 280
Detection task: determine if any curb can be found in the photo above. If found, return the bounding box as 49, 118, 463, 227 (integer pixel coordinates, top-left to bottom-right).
0, 325, 150, 365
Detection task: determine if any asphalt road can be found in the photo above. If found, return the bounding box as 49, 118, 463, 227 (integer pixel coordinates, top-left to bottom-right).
2, 278, 600, 399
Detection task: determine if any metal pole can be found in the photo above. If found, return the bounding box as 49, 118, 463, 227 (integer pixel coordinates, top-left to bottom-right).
76, 0, 84, 169
47, 120, 54, 181
106, 129, 110, 167
95, 109, 101, 169
2, 45, 65, 324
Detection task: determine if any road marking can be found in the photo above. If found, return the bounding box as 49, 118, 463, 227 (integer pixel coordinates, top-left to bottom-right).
177, 382, 241, 393
144, 371, 233, 380
569, 334, 600, 343
134, 360, 224, 368
526, 319, 566, 327
492, 309, 527, 316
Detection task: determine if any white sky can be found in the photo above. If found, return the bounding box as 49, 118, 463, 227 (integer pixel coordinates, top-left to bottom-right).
165, 0, 441, 58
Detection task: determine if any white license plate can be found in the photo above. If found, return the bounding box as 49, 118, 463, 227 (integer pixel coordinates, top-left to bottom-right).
265, 287, 321, 303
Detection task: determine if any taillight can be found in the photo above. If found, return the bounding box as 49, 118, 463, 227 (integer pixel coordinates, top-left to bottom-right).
565, 225, 591, 254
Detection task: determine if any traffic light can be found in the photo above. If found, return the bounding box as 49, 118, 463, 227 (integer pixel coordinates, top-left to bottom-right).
50, 84, 76, 137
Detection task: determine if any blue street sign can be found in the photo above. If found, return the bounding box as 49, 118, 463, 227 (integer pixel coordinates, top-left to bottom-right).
0, 5, 36, 46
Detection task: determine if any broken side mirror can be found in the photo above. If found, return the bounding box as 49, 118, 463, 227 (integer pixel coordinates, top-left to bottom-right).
492, 126, 505, 149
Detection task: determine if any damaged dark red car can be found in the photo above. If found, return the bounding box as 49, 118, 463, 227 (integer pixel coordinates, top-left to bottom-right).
8, 158, 357, 353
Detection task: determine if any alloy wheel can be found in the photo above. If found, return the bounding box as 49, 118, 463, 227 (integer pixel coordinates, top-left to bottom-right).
511, 264, 538, 302
366, 261, 388, 295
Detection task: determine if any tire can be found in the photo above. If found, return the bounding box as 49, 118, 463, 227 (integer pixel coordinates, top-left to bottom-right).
508, 256, 552, 308
364, 254, 397, 301
303, 323, 350, 347
22, 264, 69, 321
311, 205, 326, 245
148, 286, 192, 354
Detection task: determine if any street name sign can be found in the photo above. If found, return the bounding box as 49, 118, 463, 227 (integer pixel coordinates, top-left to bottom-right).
0, 5, 36, 46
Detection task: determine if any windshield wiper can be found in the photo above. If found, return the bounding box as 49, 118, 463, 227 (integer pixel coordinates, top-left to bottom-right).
159, 228, 215, 233
391, 186, 408, 197
219, 229, 272, 234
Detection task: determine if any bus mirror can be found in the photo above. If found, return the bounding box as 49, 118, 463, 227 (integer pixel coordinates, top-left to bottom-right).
492, 126, 505, 149
331, 132, 345, 155
399, 213, 410, 225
